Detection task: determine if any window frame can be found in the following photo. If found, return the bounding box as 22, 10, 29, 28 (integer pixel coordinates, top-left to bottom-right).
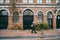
23, 0, 33, 3
46, 0, 51, 3
37, 0, 42, 3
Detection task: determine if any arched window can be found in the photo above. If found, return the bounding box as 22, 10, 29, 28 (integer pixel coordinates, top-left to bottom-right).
47, 12, 53, 18
1, 10, 8, 15
38, 11, 43, 22
13, 11, 19, 23
23, 10, 33, 15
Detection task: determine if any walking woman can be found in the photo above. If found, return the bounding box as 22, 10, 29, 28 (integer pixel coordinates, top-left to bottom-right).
31, 21, 37, 33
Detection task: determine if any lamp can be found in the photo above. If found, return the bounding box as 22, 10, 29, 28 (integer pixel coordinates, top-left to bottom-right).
54, 1, 60, 13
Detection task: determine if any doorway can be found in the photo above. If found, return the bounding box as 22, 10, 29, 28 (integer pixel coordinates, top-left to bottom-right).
0, 10, 8, 30
56, 15, 60, 29
23, 9, 34, 30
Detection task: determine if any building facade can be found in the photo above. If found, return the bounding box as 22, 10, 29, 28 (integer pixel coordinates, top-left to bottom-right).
0, 0, 60, 30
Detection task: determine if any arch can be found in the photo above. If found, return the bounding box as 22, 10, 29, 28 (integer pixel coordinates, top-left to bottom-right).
22, 8, 35, 15
23, 9, 34, 15
0, 8, 10, 16
36, 10, 44, 15
46, 10, 54, 15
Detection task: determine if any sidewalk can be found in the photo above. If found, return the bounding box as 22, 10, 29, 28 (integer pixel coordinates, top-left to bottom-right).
0, 29, 60, 37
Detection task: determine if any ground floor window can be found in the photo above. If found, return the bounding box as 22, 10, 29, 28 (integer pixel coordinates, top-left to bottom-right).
13, 11, 19, 24
38, 11, 43, 22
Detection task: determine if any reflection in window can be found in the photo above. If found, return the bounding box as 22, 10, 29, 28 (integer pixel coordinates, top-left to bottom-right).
13, 11, 19, 23
38, 11, 43, 22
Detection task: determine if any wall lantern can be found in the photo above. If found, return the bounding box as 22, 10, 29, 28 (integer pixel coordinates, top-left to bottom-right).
54, 1, 60, 13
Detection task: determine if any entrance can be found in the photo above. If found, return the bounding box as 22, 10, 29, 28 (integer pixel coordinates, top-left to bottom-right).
47, 18, 53, 29
23, 9, 34, 29
0, 10, 8, 30
47, 12, 53, 29
56, 15, 60, 29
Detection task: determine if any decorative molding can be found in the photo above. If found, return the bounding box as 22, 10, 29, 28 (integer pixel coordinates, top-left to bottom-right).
0, 4, 60, 8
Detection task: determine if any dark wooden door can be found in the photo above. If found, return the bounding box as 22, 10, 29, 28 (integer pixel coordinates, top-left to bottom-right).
56, 15, 60, 29
23, 15, 33, 29
0, 10, 8, 30
47, 18, 53, 29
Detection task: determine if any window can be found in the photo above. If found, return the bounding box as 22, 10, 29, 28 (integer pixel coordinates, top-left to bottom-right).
24, 10, 33, 15
5, 0, 9, 3
56, 0, 60, 3
57, 10, 60, 15
47, 12, 52, 18
23, 0, 33, 3
46, 0, 51, 3
13, 11, 19, 23
37, 0, 42, 3
14, 0, 18, 3
23, 0, 27, 3
29, 0, 33, 3
1, 10, 8, 15
0, 0, 3, 3
38, 11, 43, 22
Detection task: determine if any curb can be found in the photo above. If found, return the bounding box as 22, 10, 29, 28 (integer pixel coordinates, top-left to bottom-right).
0, 35, 60, 39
